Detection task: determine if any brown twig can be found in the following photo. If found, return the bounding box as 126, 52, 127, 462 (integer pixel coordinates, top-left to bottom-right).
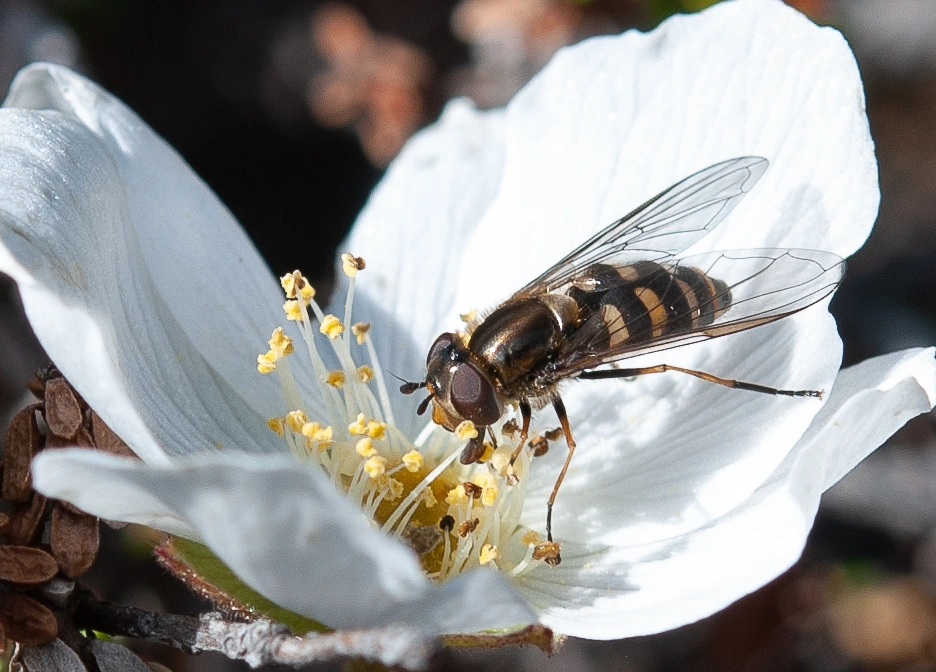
73, 585, 436, 669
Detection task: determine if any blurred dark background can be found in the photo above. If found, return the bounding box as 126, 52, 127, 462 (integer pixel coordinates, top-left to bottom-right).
2, 0, 936, 669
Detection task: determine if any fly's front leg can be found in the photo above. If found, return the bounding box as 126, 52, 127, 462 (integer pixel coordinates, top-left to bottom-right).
507, 400, 533, 468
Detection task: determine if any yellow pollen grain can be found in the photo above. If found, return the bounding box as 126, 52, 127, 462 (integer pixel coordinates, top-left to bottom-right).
422, 487, 438, 508
326, 370, 346, 388
257, 351, 277, 374
286, 410, 308, 433
521, 530, 541, 546
455, 420, 478, 441
267, 417, 286, 437
366, 420, 387, 439
401, 450, 424, 473
351, 322, 371, 345
320, 314, 345, 339
283, 300, 303, 321
356, 438, 377, 458
357, 365, 375, 384
460, 308, 478, 323
481, 486, 499, 507
341, 253, 366, 277
479, 544, 500, 566
348, 413, 368, 436
267, 327, 294, 356
445, 484, 468, 505
364, 456, 387, 479
299, 284, 315, 305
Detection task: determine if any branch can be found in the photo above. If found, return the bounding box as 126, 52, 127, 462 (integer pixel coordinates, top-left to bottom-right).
72, 586, 436, 669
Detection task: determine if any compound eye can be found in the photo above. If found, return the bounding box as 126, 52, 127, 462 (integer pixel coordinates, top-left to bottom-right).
450, 363, 500, 426
427, 332, 455, 366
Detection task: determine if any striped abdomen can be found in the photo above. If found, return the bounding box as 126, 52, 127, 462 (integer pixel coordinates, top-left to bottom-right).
564, 261, 732, 352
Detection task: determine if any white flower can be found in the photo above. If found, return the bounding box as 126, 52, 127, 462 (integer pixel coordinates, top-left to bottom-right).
1, 0, 934, 641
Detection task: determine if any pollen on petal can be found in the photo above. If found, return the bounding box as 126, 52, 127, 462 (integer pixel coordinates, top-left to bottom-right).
357, 365, 375, 384
351, 322, 371, 345
364, 455, 387, 479
257, 351, 277, 374
348, 413, 368, 436
455, 420, 478, 441
479, 544, 500, 566
423, 487, 438, 508
286, 410, 309, 433
521, 530, 541, 546
401, 450, 423, 473
356, 437, 376, 457
283, 300, 303, 321
366, 420, 387, 439
267, 417, 286, 437
341, 253, 366, 277
320, 314, 345, 339
326, 370, 346, 388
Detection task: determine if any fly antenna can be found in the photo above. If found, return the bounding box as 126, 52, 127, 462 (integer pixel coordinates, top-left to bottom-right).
390, 371, 426, 395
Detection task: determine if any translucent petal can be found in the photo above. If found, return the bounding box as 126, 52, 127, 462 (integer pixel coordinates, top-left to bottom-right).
32, 449, 536, 635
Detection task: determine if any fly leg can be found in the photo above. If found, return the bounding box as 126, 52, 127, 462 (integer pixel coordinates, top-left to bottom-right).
579, 365, 823, 397
532, 395, 575, 567
507, 399, 533, 467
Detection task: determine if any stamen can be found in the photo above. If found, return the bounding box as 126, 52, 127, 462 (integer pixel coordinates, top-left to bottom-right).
326, 370, 346, 389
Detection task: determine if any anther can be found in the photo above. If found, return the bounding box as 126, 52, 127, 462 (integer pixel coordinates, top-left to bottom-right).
532, 541, 562, 566
529, 435, 549, 457
462, 482, 483, 499
341, 253, 366, 277
439, 515, 455, 532
458, 518, 480, 538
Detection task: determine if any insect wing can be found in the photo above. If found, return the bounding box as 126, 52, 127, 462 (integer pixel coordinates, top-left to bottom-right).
555, 248, 845, 373
515, 156, 769, 297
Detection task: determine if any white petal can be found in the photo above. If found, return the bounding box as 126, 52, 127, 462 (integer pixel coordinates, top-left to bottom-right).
516, 348, 936, 639
456, 0, 877, 312
32, 449, 536, 635
523, 303, 841, 546
337, 100, 506, 435
0, 64, 313, 460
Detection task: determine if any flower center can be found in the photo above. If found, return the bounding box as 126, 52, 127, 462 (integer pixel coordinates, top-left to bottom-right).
256, 256, 552, 580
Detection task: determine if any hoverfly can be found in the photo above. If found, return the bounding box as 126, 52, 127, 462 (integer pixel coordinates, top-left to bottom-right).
401, 157, 845, 565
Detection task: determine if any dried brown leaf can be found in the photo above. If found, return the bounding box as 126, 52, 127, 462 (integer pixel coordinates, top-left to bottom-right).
7, 492, 49, 546
0, 546, 59, 584
88, 639, 152, 672
51, 504, 99, 578
20, 638, 87, 671
0, 593, 58, 645
44, 378, 82, 439
90, 411, 136, 458
3, 404, 42, 502
44, 426, 94, 450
